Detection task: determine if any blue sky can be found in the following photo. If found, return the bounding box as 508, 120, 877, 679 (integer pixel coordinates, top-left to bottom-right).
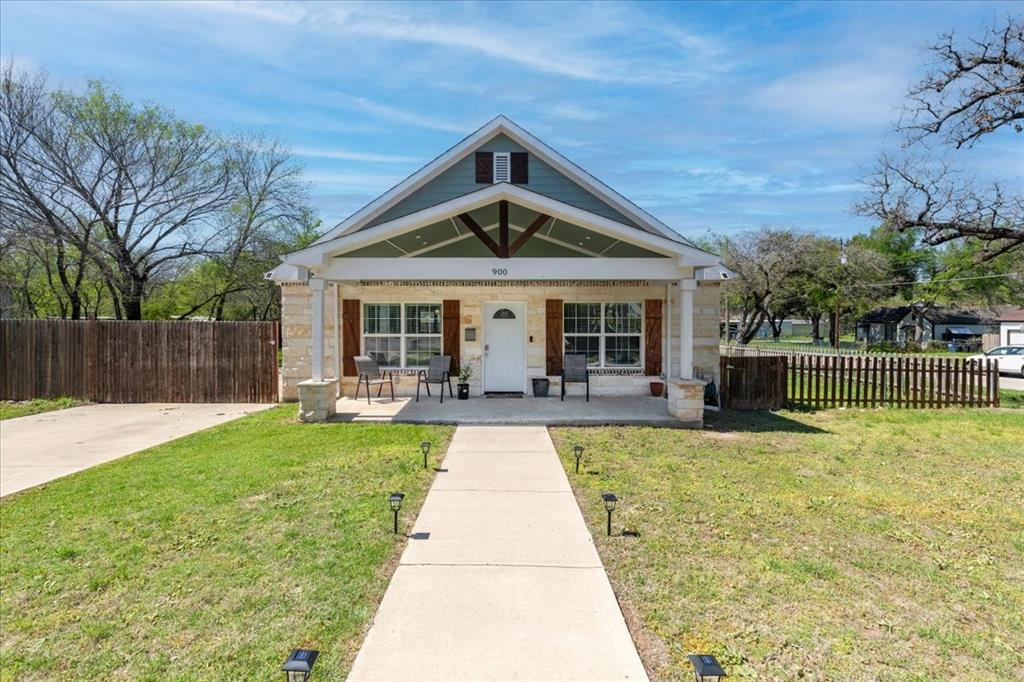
1, 1, 1019, 241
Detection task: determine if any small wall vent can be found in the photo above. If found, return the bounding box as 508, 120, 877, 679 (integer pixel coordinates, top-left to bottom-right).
493, 152, 510, 183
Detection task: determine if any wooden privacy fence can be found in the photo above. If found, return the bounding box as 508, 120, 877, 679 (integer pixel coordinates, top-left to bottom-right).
0, 320, 279, 403
720, 347, 999, 409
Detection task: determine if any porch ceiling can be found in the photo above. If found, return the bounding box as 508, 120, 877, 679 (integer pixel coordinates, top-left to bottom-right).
336, 200, 667, 259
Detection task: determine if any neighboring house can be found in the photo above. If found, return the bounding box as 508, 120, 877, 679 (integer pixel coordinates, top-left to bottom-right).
269, 116, 728, 424
753, 318, 830, 339
999, 308, 1024, 346
856, 304, 1010, 345
856, 306, 912, 343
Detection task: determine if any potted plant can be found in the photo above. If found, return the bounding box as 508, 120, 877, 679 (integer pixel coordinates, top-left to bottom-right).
457, 363, 473, 400
650, 378, 665, 397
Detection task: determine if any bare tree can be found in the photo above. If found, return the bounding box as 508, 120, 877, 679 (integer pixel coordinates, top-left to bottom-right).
722, 228, 812, 344
858, 15, 1023, 259
0, 64, 233, 319
902, 17, 1024, 148
858, 153, 1023, 258
207, 136, 310, 320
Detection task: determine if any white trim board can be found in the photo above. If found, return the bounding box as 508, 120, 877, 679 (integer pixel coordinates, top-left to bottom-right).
312, 115, 699, 246
314, 258, 687, 281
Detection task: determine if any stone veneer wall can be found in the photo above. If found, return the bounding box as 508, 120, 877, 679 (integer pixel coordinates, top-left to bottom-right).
279, 280, 721, 401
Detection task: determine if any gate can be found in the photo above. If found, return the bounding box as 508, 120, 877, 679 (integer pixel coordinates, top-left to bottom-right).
719, 356, 788, 409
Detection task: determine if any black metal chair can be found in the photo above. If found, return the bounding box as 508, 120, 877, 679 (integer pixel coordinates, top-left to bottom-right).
416, 355, 453, 403
561, 353, 590, 402
354, 355, 395, 404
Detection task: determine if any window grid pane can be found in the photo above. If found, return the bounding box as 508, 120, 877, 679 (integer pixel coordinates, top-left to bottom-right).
364, 304, 401, 334
564, 336, 600, 367
365, 336, 401, 367
405, 336, 441, 368
605, 335, 641, 367
564, 303, 601, 334
604, 303, 642, 334
405, 304, 441, 335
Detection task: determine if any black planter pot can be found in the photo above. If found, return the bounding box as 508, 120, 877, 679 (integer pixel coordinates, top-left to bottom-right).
531, 378, 550, 397
457, 383, 470, 400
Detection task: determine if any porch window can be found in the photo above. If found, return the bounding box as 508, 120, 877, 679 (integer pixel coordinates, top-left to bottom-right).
563, 302, 642, 368
363, 303, 441, 368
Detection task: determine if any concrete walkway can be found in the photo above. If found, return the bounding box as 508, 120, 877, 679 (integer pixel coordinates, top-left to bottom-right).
0, 403, 270, 497
347, 426, 648, 682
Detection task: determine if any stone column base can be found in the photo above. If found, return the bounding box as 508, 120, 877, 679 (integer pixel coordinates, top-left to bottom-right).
298, 379, 339, 423
667, 378, 705, 427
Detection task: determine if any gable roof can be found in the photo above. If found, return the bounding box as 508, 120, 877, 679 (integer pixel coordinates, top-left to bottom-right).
858, 306, 912, 323
312, 115, 694, 247
998, 307, 1024, 322
858, 304, 1015, 326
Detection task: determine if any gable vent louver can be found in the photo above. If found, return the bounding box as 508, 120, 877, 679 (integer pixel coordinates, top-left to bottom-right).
493, 152, 510, 183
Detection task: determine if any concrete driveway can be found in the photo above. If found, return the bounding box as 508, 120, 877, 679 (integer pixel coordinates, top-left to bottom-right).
0, 403, 270, 497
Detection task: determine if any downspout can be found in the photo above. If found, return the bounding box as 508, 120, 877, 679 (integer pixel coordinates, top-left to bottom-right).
333, 282, 341, 398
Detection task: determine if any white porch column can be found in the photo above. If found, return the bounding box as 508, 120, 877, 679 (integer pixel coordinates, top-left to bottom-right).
664, 282, 672, 377
679, 279, 695, 380
297, 277, 338, 423
310, 277, 326, 382
332, 283, 341, 397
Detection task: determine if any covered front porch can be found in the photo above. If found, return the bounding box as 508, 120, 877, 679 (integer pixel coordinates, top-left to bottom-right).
328, 394, 700, 427
272, 186, 725, 427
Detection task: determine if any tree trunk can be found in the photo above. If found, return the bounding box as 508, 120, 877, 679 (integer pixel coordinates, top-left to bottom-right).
120, 276, 146, 320
810, 314, 822, 344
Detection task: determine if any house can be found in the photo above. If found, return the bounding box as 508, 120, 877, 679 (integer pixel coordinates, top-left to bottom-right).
752, 318, 830, 339
856, 304, 1009, 346
268, 116, 728, 425
999, 308, 1024, 346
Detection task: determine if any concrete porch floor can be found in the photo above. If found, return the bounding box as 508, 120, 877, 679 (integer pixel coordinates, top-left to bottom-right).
330, 394, 690, 426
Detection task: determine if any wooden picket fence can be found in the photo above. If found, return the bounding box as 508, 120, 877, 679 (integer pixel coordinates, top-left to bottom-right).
721, 346, 1000, 409
0, 319, 279, 403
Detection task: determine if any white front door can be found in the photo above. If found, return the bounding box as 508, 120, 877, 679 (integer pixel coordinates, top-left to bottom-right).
483, 302, 526, 393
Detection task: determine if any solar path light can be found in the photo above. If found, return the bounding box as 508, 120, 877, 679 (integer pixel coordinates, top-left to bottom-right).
388, 492, 405, 534
601, 492, 617, 536
572, 445, 584, 474
282, 648, 319, 682
688, 654, 727, 682
420, 441, 431, 469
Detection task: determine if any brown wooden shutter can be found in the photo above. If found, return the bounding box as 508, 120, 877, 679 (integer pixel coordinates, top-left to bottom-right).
510, 152, 528, 184
475, 152, 493, 183
443, 300, 460, 374
644, 299, 662, 376
545, 299, 563, 375
342, 299, 360, 376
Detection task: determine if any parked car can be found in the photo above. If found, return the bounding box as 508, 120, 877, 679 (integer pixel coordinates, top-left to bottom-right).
969, 346, 1024, 377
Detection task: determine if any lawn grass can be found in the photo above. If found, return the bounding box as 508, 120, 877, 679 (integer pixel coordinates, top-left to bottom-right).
1000, 389, 1024, 408
0, 397, 90, 420
0, 406, 453, 680
551, 409, 1024, 681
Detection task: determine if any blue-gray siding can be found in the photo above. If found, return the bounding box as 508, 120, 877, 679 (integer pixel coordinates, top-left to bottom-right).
362, 134, 645, 230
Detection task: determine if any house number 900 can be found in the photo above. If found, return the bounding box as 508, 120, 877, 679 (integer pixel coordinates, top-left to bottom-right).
492, 268, 508, 277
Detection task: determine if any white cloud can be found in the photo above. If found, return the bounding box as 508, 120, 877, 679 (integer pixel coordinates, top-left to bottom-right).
292, 145, 419, 163
328, 94, 467, 134
752, 61, 908, 128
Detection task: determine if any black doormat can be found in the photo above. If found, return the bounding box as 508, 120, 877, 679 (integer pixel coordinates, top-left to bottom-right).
484, 392, 525, 398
